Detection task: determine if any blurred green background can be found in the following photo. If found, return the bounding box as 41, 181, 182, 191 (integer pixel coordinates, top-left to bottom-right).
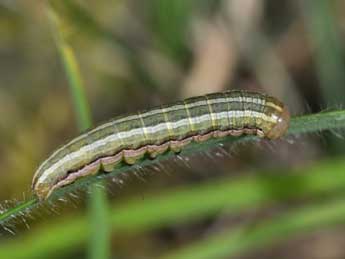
1, 0, 345, 258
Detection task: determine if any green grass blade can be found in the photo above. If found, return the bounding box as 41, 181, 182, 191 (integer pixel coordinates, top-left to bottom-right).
53, 0, 160, 92
302, 1, 345, 105
88, 184, 110, 259
46, 6, 110, 259
1, 155, 345, 257
1, 109, 345, 227
57, 42, 92, 130
161, 198, 345, 259
302, 1, 345, 152
288, 110, 345, 134
0, 199, 37, 226
47, 7, 91, 131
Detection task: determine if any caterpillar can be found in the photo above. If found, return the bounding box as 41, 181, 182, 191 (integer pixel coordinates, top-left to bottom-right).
32, 90, 290, 200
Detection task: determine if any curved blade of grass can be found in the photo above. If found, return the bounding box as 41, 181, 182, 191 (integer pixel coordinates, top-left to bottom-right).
47, 6, 110, 259
302, 1, 345, 105
52, 0, 160, 92
161, 198, 345, 259
302, 1, 345, 152
1, 155, 345, 257
47, 7, 92, 130
0, 109, 345, 226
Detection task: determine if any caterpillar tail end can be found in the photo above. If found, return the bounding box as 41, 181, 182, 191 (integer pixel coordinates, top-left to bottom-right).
32, 182, 51, 201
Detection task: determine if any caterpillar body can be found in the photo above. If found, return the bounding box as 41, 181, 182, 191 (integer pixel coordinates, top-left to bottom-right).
32, 90, 290, 200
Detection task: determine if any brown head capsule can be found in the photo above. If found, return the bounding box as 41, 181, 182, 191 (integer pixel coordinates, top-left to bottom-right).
264, 104, 290, 139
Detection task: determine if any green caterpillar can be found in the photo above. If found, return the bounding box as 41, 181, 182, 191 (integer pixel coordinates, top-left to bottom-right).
32, 90, 290, 200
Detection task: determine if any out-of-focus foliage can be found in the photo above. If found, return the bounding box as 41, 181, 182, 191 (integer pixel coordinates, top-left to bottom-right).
1, 0, 345, 258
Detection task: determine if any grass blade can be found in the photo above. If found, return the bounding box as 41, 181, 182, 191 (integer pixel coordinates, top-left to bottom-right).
1, 155, 345, 257
47, 6, 110, 259
1, 109, 345, 227
161, 198, 345, 259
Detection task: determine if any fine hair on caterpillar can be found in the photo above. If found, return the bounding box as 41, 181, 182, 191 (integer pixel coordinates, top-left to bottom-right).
32, 90, 290, 200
